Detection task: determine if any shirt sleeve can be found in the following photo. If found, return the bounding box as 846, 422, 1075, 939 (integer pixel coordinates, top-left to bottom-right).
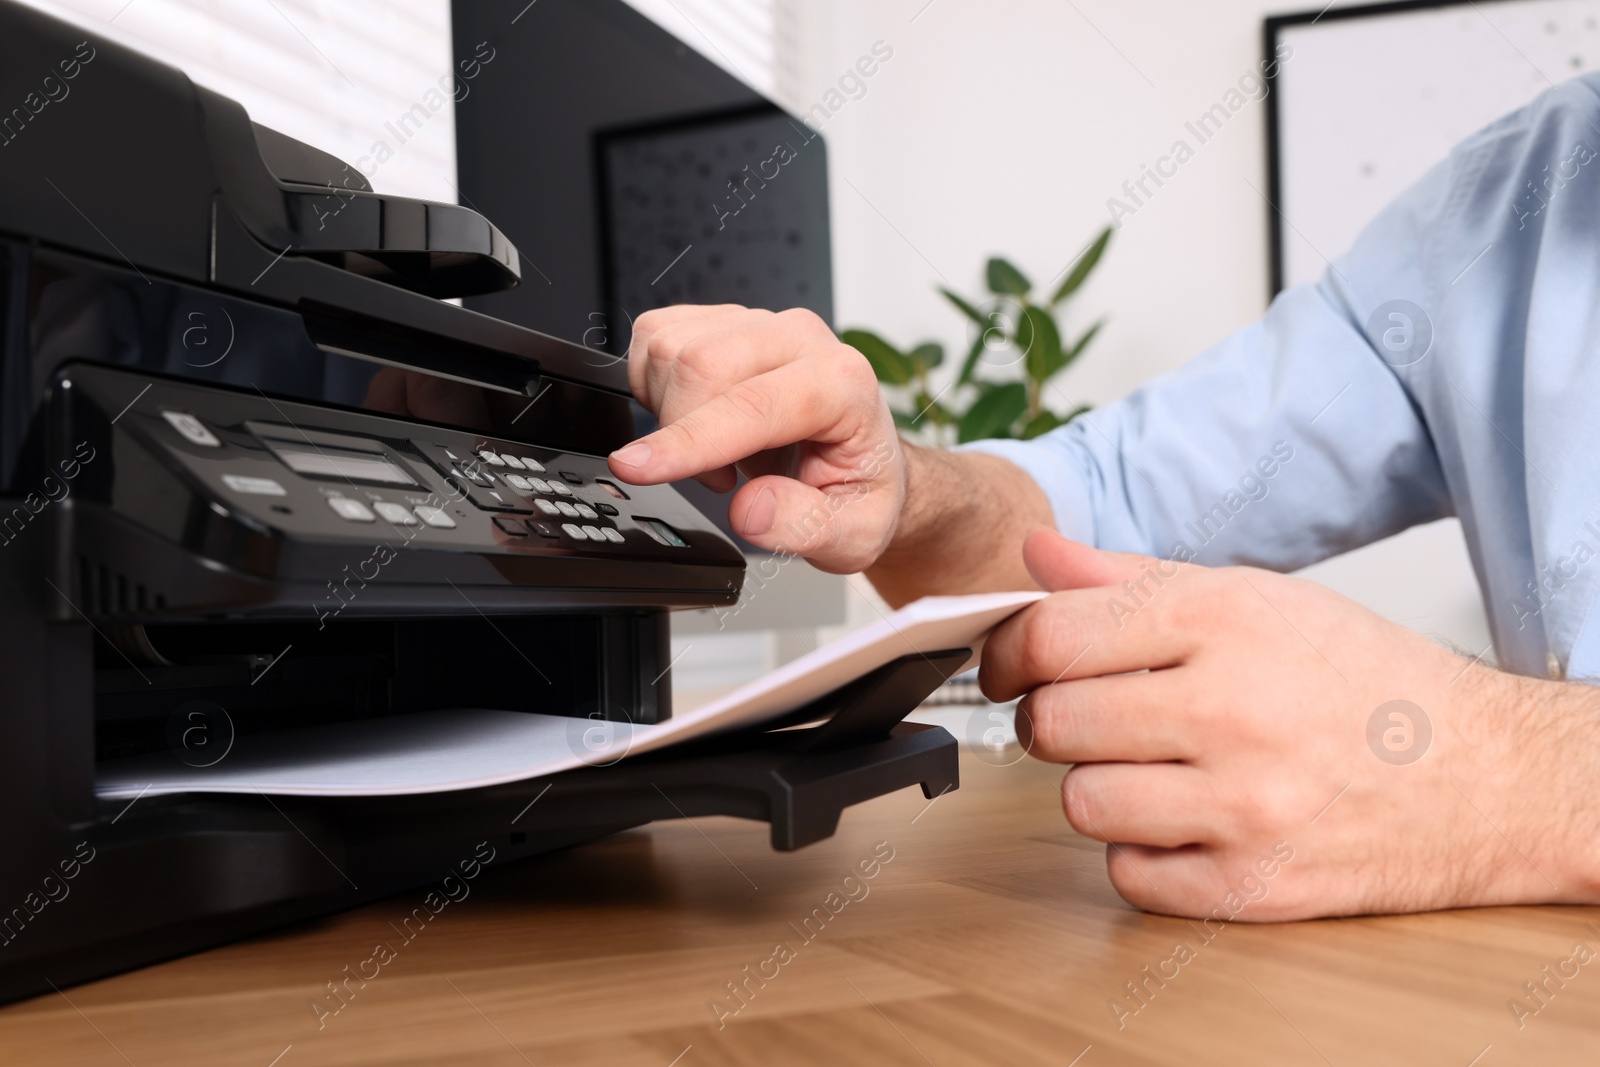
962, 130, 1474, 570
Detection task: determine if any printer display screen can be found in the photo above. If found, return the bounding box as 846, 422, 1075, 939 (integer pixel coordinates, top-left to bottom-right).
263, 440, 417, 486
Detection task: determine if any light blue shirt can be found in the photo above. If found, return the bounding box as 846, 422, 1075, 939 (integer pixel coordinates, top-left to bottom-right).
968, 73, 1600, 681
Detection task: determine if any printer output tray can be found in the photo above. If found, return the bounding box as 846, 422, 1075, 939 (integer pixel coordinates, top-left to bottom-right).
0, 651, 965, 1005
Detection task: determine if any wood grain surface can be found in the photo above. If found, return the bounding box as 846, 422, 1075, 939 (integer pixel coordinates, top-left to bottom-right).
2, 748, 1596, 1066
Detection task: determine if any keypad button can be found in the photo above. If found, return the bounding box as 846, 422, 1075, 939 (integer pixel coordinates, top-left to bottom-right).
327, 497, 376, 522
574, 503, 599, 520
520, 457, 546, 473
163, 411, 222, 447
373, 502, 419, 525
559, 471, 584, 485
493, 516, 529, 537
595, 502, 619, 516
560, 522, 585, 540
580, 524, 606, 541
527, 519, 560, 538
548, 481, 573, 497
504, 473, 532, 491
478, 450, 506, 466
414, 506, 457, 528
480, 488, 528, 512
534, 499, 560, 516
554, 501, 579, 518
527, 477, 552, 494
601, 527, 625, 544
500, 454, 526, 470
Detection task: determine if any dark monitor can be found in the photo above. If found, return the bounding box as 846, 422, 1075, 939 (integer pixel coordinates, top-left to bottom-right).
451, 0, 834, 358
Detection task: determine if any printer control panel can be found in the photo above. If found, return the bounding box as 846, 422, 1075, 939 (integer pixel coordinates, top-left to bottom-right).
72, 367, 734, 569
184, 422, 701, 558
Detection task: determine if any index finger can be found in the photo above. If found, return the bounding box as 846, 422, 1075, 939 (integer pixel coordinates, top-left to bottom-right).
607, 357, 862, 485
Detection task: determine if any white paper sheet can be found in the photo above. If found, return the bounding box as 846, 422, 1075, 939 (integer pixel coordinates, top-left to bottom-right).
95, 591, 1046, 799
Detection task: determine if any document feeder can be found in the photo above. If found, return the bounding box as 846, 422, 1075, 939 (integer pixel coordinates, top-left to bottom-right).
0, 3, 962, 1002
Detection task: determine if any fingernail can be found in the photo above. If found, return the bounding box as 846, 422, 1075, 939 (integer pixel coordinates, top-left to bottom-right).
611, 442, 652, 468
742, 487, 776, 536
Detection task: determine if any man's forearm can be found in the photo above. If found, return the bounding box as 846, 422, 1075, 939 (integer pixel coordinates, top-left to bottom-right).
865, 443, 1055, 607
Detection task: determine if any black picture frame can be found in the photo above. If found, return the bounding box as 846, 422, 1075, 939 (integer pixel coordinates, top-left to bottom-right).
1261, 0, 1531, 297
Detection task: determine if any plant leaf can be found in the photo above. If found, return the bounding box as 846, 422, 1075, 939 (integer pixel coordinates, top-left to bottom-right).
986, 257, 1032, 297
1016, 306, 1063, 385
956, 332, 987, 386
1038, 318, 1106, 382
1050, 227, 1112, 305
912, 397, 956, 428
909, 342, 944, 373
958, 381, 1028, 443
891, 408, 920, 430
940, 287, 987, 326
1021, 410, 1062, 439
1055, 319, 1105, 376
841, 328, 914, 386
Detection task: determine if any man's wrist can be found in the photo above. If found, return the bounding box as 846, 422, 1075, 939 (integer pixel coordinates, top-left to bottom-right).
865, 442, 1051, 604
879, 440, 939, 560
863, 440, 942, 605
1464, 666, 1600, 902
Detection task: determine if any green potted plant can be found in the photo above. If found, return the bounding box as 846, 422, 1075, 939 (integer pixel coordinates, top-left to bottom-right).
843, 227, 1112, 446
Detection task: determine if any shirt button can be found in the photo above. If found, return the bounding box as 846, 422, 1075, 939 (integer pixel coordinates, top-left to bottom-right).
1547, 651, 1565, 680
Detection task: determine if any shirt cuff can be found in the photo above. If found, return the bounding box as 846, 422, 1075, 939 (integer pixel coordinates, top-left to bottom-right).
956, 436, 1098, 547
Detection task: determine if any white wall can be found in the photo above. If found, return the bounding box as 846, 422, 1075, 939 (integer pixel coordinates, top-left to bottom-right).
795, 0, 1493, 656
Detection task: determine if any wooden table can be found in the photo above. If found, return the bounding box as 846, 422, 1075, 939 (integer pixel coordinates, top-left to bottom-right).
3, 748, 1597, 1066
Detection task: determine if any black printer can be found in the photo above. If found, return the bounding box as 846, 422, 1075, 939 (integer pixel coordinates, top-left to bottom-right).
0, 4, 962, 1002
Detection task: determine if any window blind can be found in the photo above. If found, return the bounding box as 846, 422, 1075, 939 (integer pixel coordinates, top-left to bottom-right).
620, 0, 802, 108
13, 1, 799, 203
11, 0, 458, 203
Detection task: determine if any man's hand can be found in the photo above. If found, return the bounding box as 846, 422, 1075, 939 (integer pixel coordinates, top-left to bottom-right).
982, 529, 1600, 920
607, 305, 1052, 596
606, 305, 903, 573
